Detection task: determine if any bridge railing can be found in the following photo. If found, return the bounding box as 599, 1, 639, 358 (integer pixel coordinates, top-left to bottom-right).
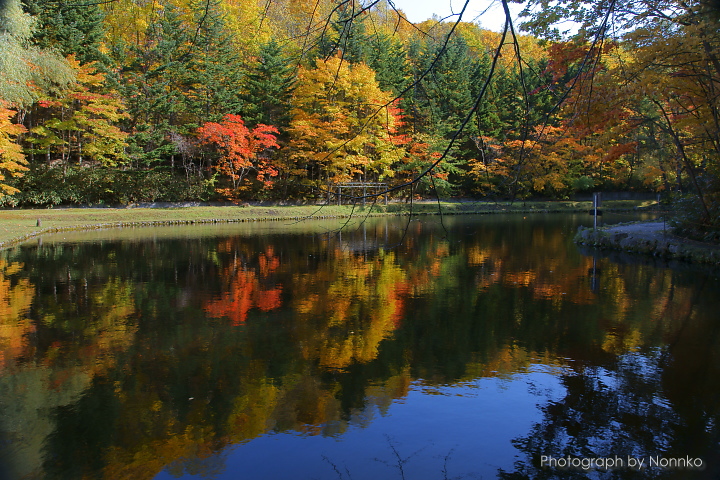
333, 183, 388, 205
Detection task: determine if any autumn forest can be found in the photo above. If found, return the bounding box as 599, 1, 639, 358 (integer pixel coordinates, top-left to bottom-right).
0, 0, 719, 235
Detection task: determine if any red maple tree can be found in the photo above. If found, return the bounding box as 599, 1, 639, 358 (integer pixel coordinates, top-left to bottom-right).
197, 114, 280, 198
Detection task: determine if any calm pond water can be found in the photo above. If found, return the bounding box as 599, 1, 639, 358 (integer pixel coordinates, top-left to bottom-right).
1, 212, 719, 479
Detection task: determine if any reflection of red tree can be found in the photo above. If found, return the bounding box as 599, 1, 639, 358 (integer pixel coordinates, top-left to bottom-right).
387, 281, 410, 328
204, 247, 283, 325
205, 271, 255, 325
258, 246, 280, 276
256, 288, 282, 312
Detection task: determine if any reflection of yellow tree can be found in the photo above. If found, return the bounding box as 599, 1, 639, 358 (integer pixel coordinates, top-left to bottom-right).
404, 222, 707, 365
291, 249, 407, 370
0, 260, 35, 370
364, 369, 412, 417
95, 364, 415, 479
598, 267, 698, 354
427, 346, 564, 389
37, 278, 137, 374
226, 378, 281, 439
465, 237, 598, 306
0, 269, 137, 479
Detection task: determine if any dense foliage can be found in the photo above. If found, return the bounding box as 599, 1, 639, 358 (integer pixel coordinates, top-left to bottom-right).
0, 0, 718, 233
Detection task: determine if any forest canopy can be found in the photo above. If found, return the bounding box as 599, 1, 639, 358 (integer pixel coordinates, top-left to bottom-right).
0, 0, 718, 236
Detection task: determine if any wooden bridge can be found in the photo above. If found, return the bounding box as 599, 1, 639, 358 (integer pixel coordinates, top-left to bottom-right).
333, 182, 389, 205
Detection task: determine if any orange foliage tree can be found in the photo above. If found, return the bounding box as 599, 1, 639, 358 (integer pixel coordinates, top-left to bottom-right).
197, 114, 280, 199
467, 40, 641, 198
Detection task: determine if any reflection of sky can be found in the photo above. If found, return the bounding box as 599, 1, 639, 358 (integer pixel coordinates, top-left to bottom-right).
154, 368, 566, 479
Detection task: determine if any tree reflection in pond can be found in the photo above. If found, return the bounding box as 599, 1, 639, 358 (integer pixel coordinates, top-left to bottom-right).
0, 213, 718, 479
501, 267, 720, 480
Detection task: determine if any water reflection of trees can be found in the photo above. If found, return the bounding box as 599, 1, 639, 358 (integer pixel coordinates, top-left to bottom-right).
499, 355, 676, 479
499, 273, 720, 480
0, 216, 718, 478
0, 253, 137, 480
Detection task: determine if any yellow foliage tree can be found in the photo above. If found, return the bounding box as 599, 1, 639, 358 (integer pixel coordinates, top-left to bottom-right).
623, 16, 720, 218
288, 55, 403, 193
28, 58, 129, 167
0, 102, 28, 196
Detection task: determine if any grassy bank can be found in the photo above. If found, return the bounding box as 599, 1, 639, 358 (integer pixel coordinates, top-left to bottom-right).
0, 199, 658, 249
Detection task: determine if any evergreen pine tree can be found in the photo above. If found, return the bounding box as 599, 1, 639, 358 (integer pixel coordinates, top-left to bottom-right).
21, 0, 110, 67
118, 3, 193, 167
408, 35, 476, 139
422, 35, 476, 137
491, 66, 529, 139
470, 47, 503, 139
365, 34, 410, 97
184, 0, 244, 125
523, 57, 557, 130
117, 0, 245, 168
316, 5, 370, 63
240, 40, 296, 131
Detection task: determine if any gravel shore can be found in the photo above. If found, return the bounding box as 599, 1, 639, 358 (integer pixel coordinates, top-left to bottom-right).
574, 221, 720, 266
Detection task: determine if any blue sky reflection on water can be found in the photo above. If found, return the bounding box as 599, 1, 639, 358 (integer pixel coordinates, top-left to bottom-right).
154, 368, 566, 480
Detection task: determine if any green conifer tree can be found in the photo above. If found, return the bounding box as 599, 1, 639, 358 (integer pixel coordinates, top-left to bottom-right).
419, 35, 476, 138
183, 0, 244, 125
316, 5, 370, 63
240, 40, 296, 131
22, 0, 110, 67
117, 0, 244, 168
118, 3, 193, 167
470, 48, 503, 139
365, 34, 410, 97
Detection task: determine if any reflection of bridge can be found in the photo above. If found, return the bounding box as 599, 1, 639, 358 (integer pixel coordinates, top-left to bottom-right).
335, 221, 391, 254
334, 183, 388, 205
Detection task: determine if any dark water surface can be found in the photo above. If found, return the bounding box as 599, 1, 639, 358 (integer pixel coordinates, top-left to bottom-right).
1, 213, 719, 479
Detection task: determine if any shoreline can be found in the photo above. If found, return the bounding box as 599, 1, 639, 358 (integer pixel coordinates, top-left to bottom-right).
574, 221, 720, 266
0, 200, 659, 250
